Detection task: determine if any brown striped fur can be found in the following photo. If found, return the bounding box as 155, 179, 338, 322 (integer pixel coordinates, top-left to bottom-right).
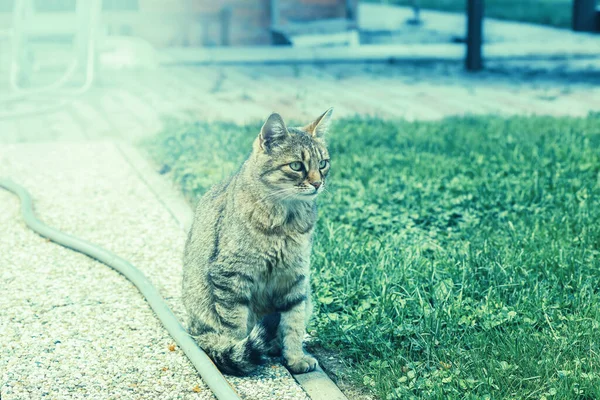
182, 109, 333, 375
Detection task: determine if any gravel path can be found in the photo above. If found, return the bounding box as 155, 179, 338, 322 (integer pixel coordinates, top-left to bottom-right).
0, 141, 310, 400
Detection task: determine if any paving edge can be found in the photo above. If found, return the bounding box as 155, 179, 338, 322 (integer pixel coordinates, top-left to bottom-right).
159, 43, 600, 66
116, 142, 193, 233
117, 141, 349, 400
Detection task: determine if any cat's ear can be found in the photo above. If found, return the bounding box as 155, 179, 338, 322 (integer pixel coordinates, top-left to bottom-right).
259, 112, 289, 151
304, 107, 333, 138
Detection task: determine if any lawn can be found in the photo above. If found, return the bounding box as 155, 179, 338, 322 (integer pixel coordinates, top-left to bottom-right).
382, 0, 573, 28
144, 114, 600, 399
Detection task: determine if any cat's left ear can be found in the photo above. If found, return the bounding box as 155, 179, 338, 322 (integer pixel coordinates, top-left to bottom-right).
259, 112, 289, 151
304, 107, 334, 138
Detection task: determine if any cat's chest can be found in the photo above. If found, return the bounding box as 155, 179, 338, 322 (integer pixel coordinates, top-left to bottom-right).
249, 235, 310, 304
260, 234, 310, 269
251, 266, 305, 311
243, 202, 316, 248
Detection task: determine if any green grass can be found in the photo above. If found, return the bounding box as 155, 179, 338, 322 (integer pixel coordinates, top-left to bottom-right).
144, 114, 600, 399
381, 0, 573, 28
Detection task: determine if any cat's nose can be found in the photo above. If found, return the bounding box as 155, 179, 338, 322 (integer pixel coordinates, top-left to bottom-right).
310, 181, 322, 190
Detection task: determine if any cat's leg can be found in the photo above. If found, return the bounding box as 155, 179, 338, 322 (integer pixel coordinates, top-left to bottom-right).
265, 313, 283, 357
276, 289, 318, 374
199, 269, 291, 375
267, 339, 283, 357
208, 269, 253, 338
189, 294, 250, 348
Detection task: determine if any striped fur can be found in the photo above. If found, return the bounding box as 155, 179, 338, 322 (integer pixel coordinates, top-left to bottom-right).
183, 109, 333, 375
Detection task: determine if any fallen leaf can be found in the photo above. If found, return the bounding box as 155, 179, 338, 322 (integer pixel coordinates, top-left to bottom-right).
440, 361, 452, 370
168, 344, 176, 351
192, 385, 201, 393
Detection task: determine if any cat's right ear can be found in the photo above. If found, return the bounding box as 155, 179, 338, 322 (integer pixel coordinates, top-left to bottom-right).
259, 112, 288, 151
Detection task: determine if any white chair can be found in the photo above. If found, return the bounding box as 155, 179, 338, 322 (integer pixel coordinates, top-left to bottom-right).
8, 0, 101, 97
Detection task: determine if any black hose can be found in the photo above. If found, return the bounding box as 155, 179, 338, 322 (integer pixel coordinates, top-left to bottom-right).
0, 179, 241, 400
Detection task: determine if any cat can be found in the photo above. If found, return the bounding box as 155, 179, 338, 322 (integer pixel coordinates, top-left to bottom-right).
182, 108, 333, 376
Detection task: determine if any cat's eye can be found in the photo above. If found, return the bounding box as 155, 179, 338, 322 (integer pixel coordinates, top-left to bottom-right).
289, 162, 303, 171
319, 160, 329, 169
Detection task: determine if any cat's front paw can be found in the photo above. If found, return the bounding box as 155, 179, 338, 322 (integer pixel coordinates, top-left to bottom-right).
285, 354, 318, 374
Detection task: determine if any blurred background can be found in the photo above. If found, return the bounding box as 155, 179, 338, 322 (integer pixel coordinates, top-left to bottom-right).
2, 2, 600, 400
0, 0, 598, 130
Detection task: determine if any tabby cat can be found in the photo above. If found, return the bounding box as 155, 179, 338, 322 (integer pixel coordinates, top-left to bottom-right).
182, 108, 333, 375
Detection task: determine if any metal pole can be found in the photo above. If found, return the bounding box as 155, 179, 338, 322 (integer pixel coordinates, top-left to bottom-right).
346, 0, 356, 21
572, 0, 598, 32
270, 0, 280, 44
220, 6, 232, 46
271, 0, 280, 27
465, 0, 484, 71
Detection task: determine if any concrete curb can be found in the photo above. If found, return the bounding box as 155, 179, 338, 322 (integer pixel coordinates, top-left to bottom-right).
293, 366, 349, 400
159, 44, 465, 65
117, 142, 193, 233
158, 42, 600, 67
120, 142, 349, 400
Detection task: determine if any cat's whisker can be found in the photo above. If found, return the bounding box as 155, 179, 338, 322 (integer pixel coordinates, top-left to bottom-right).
255, 187, 293, 200
253, 187, 297, 205
246, 189, 298, 210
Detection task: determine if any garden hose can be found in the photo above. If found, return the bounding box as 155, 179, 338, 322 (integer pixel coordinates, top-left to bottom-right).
0, 179, 241, 400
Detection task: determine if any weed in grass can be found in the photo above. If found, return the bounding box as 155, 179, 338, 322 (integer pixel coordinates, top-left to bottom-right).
143, 113, 600, 399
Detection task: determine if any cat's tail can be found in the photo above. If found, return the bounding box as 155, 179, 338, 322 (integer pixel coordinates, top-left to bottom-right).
203, 313, 281, 376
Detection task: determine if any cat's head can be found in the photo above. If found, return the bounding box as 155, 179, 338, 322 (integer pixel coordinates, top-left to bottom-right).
251, 108, 333, 202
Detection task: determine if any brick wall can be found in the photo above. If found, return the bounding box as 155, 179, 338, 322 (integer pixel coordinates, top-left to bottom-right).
133, 0, 349, 46
279, 0, 347, 22
0, 0, 351, 47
